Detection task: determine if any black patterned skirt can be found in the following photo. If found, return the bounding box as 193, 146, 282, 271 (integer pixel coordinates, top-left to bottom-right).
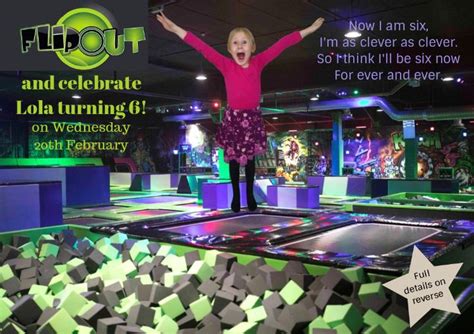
216, 107, 267, 166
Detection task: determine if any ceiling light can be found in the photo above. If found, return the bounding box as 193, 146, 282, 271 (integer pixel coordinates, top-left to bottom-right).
376, 108, 383, 112
72, 94, 81, 99
430, 126, 435, 131
288, 130, 298, 133
442, 76, 454, 82
355, 125, 366, 129
344, 30, 361, 38
310, 96, 319, 101
272, 117, 278, 120
196, 74, 207, 81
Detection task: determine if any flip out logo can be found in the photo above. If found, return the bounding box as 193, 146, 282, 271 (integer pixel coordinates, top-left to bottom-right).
20, 8, 145, 70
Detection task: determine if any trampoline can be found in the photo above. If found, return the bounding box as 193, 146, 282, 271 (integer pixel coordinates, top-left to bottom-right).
279, 223, 440, 256
118, 196, 194, 205
82, 205, 127, 212
64, 217, 116, 226
122, 209, 179, 217
161, 214, 294, 236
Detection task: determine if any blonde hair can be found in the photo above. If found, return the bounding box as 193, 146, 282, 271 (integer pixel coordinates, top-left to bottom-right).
227, 27, 256, 53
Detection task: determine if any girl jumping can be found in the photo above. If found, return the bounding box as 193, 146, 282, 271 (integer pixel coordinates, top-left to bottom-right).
157, 12, 324, 212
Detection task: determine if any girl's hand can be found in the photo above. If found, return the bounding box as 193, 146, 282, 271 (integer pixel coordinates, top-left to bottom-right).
300, 17, 325, 38
156, 12, 177, 33
310, 17, 325, 32
156, 12, 186, 39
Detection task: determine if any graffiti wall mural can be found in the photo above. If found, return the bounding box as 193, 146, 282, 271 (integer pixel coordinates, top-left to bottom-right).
185, 124, 212, 168
343, 127, 473, 187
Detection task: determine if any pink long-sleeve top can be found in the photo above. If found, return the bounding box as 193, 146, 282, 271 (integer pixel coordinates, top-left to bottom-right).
183, 31, 302, 109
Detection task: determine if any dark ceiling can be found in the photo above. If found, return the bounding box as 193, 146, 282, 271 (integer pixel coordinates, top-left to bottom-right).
0, 0, 473, 132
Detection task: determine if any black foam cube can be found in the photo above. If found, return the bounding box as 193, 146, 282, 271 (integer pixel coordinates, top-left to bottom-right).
58, 230, 77, 247
147, 243, 160, 255
278, 304, 315, 333
257, 265, 286, 290
314, 288, 347, 310
312, 329, 337, 334
177, 274, 201, 290
2, 276, 21, 296
282, 260, 309, 276
179, 329, 198, 334
97, 317, 126, 334
246, 275, 268, 297
19, 277, 36, 294
79, 303, 112, 328
68, 263, 89, 283
138, 262, 154, 276
87, 277, 104, 293
20, 267, 37, 280
136, 284, 154, 303
151, 265, 170, 282
212, 290, 234, 314
123, 239, 137, 250
361, 294, 389, 313
13, 258, 35, 271
104, 282, 125, 299
262, 291, 285, 312
245, 258, 266, 277
177, 309, 198, 328
2, 321, 26, 334
37, 307, 59, 326
257, 324, 277, 334
216, 253, 237, 271
12, 236, 30, 248
229, 262, 247, 277
11, 295, 42, 326
321, 268, 353, 296
264, 308, 286, 332
116, 325, 146, 334
127, 304, 155, 327
151, 255, 164, 267
212, 269, 229, 285
222, 286, 246, 303
123, 278, 141, 296
218, 302, 246, 328
57, 247, 79, 264
173, 281, 199, 308
198, 280, 220, 298
184, 251, 201, 268
85, 249, 105, 273
81, 291, 98, 302
150, 285, 173, 304
289, 273, 315, 290
1, 245, 21, 262
197, 314, 221, 334
222, 272, 247, 290
97, 290, 120, 307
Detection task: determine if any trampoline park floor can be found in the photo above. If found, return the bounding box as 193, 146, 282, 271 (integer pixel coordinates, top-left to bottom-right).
93, 209, 474, 274
63, 189, 205, 226
348, 192, 474, 219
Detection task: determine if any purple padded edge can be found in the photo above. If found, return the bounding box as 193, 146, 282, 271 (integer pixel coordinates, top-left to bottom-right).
346, 176, 369, 196
307, 176, 324, 194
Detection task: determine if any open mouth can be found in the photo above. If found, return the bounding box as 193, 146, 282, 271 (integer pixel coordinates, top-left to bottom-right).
237, 52, 246, 61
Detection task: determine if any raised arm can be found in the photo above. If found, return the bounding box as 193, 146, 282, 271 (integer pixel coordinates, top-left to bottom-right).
156, 12, 227, 72
300, 17, 325, 38
256, 17, 325, 68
